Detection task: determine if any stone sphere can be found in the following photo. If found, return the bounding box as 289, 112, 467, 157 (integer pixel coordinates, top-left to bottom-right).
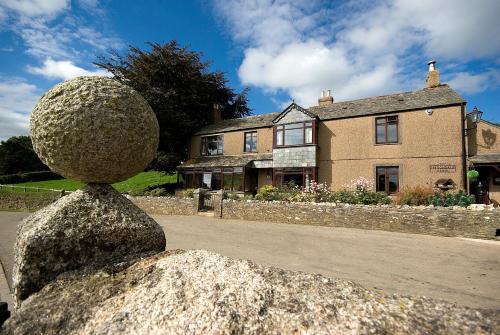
30, 76, 159, 184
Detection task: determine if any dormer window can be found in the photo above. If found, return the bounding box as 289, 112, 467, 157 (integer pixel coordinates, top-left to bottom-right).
275, 122, 314, 147
201, 134, 223, 156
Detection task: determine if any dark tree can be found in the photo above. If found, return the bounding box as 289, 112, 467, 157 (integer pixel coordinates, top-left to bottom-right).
0, 136, 48, 175
95, 41, 251, 173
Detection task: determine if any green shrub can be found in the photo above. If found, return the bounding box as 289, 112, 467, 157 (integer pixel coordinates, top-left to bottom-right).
356, 190, 392, 205
145, 187, 168, 196
330, 189, 390, 205
255, 185, 280, 201
430, 190, 475, 207
0, 171, 62, 184
396, 186, 434, 206
183, 188, 195, 198
242, 194, 254, 201
128, 188, 147, 196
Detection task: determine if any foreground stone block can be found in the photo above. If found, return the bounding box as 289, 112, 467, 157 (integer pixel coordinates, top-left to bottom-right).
13, 184, 166, 306
3, 250, 498, 334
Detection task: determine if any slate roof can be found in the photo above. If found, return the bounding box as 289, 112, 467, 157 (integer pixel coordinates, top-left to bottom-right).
178, 153, 273, 168
195, 113, 280, 135
195, 85, 465, 135
308, 85, 465, 121
468, 154, 500, 164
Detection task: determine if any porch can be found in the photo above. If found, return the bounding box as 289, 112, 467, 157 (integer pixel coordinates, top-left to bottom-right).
468, 154, 500, 205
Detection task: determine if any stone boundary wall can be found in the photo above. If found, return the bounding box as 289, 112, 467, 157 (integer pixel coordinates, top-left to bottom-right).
3, 193, 498, 240
129, 196, 194, 216
0, 192, 61, 211
222, 200, 500, 240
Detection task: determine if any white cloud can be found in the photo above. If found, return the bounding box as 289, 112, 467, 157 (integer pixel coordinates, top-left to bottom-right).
0, 79, 40, 140
1, 0, 122, 61
0, 0, 69, 17
214, 0, 500, 107
447, 70, 500, 94
27, 57, 109, 80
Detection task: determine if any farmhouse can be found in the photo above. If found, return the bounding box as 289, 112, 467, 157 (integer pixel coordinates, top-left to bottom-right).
178, 62, 500, 204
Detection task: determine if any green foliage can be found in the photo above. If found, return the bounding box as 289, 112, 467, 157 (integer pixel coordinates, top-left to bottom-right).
396, 186, 434, 206
183, 188, 195, 198
467, 170, 479, 179
255, 183, 391, 205
330, 189, 391, 205
7, 172, 176, 194
95, 41, 251, 173
255, 185, 281, 201
0, 136, 48, 175
430, 190, 475, 207
0, 171, 62, 184
129, 187, 169, 197
352, 190, 392, 205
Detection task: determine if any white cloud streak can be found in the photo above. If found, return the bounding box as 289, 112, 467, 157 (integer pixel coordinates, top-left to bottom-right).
214, 0, 500, 107
447, 70, 500, 94
0, 79, 40, 140
27, 57, 109, 80
0, 0, 69, 17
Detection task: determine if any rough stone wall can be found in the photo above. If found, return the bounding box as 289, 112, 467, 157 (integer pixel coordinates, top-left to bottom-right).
223, 200, 500, 240
0, 192, 61, 211
129, 196, 193, 216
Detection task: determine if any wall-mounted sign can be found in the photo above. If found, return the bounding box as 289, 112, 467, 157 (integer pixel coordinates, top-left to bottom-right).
430, 163, 456, 173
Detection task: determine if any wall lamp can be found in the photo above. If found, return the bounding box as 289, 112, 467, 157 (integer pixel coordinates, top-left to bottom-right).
464, 106, 483, 136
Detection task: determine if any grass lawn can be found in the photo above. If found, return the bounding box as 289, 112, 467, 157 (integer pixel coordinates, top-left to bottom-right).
2, 171, 177, 194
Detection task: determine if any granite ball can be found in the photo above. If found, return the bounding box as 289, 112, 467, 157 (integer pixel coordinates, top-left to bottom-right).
30, 76, 159, 183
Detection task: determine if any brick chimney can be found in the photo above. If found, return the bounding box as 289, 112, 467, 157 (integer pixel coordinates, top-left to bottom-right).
426, 60, 440, 88
212, 103, 221, 123
318, 90, 333, 106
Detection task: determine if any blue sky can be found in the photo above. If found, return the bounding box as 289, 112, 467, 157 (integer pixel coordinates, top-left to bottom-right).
1, 0, 500, 140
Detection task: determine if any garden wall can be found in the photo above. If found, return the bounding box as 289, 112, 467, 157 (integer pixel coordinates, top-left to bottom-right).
3, 193, 498, 240
0, 192, 61, 211
222, 200, 499, 240
129, 196, 193, 216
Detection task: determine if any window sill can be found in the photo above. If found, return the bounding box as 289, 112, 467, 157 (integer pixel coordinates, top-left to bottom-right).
274, 144, 317, 149
374, 142, 401, 146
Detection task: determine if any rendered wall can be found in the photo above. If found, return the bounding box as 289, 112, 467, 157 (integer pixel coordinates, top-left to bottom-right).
190, 127, 273, 158
317, 106, 464, 190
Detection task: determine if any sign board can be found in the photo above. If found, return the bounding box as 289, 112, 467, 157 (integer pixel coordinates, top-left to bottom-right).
429, 163, 456, 173
203, 173, 212, 188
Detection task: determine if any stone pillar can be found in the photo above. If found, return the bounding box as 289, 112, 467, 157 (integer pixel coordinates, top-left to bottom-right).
13, 76, 165, 308
193, 188, 204, 214
214, 189, 224, 218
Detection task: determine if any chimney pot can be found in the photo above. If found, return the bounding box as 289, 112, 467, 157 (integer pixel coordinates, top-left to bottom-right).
426, 60, 440, 88
318, 89, 334, 106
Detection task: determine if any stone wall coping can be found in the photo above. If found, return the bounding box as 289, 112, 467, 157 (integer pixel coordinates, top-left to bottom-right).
222, 199, 499, 212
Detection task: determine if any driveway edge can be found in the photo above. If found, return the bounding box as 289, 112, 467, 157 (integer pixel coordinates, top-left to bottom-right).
0, 260, 13, 313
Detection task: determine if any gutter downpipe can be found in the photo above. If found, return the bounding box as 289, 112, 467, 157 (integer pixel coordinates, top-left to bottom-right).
461, 103, 468, 194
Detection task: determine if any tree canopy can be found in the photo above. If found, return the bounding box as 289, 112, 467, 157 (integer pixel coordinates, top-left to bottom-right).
0, 136, 48, 175
95, 41, 251, 173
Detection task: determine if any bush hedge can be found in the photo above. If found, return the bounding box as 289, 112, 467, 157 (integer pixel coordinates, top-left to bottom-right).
0, 171, 62, 184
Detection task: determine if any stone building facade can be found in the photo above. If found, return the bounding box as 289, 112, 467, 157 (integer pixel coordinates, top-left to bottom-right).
178, 62, 500, 205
